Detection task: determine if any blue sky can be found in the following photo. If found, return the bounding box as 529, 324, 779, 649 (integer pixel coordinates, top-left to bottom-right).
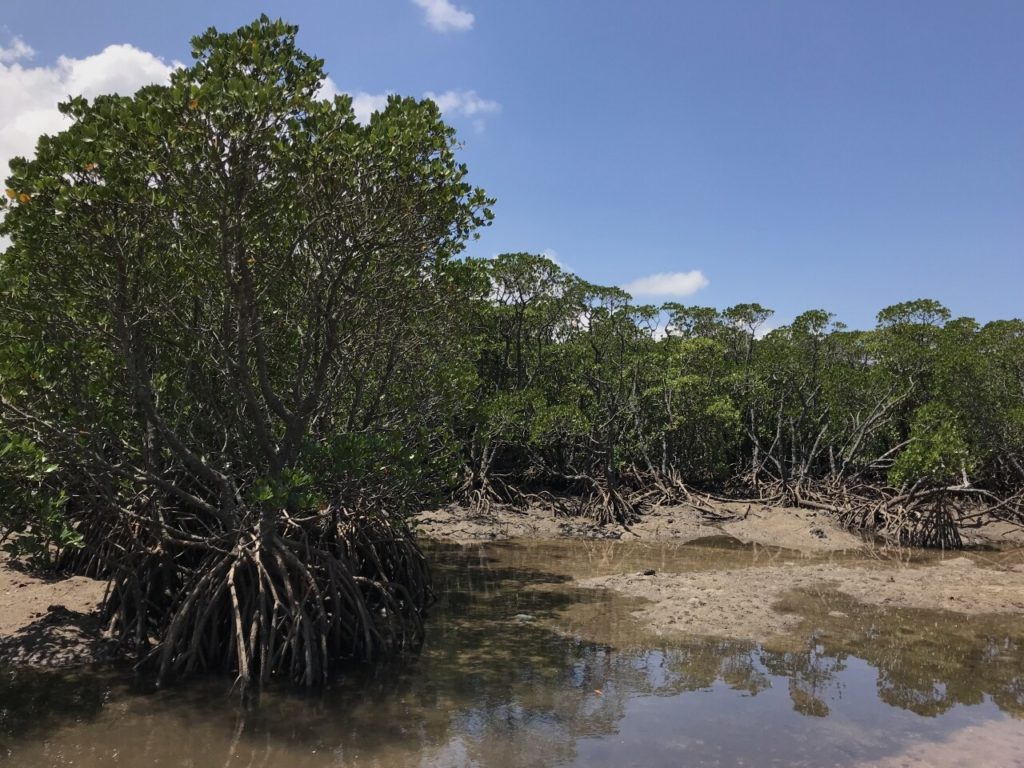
2, 1, 1022, 329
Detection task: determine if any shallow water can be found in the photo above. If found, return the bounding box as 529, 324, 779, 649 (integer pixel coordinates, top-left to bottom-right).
3, 538, 1024, 767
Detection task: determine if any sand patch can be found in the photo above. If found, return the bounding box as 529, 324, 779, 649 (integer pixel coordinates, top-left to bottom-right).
716, 503, 864, 551
579, 554, 1024, 644
0, 560, 110, 667
414, 501, 864, 552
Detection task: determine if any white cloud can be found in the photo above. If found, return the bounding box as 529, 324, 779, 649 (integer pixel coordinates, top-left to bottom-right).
330, 87, 500, 128
0, 34, 498, 185
0, 37, 34, 64
316, 78, 390, 125
540, 248, 575, 272
412, 0, 475, 32
349, 91, 391, 124
622, 270, 710, 298
424, 89, 499, 118
315, 76, 340, 102
0, 41, 179, 180
315, 77, 389, 124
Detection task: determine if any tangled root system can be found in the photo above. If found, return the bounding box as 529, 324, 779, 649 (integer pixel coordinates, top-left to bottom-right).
104, 506, 431, 695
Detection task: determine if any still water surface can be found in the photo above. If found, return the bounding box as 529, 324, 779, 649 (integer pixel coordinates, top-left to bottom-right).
2, 538, 1023, 766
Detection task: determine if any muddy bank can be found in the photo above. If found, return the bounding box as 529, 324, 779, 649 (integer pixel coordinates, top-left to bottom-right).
415, 498, 1024, 551
577, 553, 1024, 646
0, 559, 112, 667
415, 502, 1024, 657
414, 501, 868, 551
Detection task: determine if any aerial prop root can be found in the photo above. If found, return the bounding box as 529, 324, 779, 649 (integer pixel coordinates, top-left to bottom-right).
454, 469, 528, 515
104, 508, 432, 695
627, 467, 736, 520
569, 476, 641, 527
795, 482, 1023, 549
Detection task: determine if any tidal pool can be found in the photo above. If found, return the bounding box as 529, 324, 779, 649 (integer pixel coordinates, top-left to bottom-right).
2, 538, 1023, 767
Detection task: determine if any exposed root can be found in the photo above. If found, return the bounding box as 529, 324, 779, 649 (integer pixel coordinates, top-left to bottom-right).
104, 506, 431, 697
794, 482, 1023, 549
881, 493, 963, 549
628, 468, 737, 521
453, 469, 528, 515
563, 478, 641, 527
448, 464, 1024, 547
56, 507, 137, 579
722, 472, 788, 507
723, 473, 1024, 549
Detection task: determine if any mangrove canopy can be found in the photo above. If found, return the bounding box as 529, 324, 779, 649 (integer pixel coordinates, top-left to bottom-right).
0, 16, 491, 692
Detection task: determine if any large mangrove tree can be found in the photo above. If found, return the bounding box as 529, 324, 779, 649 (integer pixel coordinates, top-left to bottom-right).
0, 17, 491, 691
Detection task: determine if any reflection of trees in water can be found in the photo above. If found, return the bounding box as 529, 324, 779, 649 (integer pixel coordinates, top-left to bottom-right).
0, 666, 107, 749
649, 594, 1024, 723
852, 613, 1024, 718
765, 589, 1024, 718
402, 549, 655, 765
760, 641, 847, 717
5, 554, 1024, 767
715, 640, 772, 695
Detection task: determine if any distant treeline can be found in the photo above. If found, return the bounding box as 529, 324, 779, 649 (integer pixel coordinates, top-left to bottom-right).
449, 254, 1024, 543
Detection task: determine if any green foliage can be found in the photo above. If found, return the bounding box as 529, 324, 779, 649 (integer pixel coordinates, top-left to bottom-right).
0, 11, 1020, 609
0, 430, 82, 567
0, 15, 492, 542
0, 16, 496, 690
458, 273, 1024, 509
889, 403, 975, 488
876, 299, 951, 329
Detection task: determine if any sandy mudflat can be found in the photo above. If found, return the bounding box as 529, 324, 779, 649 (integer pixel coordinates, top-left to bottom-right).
578, 554, 1024, 643
420, 500, 1024, 650
414, 500, 866, 551
5, 499, 1022, 668
715, 502, 867, 550
0, 559, 110, 666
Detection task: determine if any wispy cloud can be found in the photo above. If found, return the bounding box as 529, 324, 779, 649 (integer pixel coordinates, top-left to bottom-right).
425, 90, 499, 132
326, 85, 500, 129
0, 36, 35, 64
0, 33, 498, 188
622, 270, 710, 298
541, 248, 565, 269
424, 90, 499, 117
412, 0, 475, 32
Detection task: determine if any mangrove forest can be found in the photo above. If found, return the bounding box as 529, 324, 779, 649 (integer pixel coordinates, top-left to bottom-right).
1, 17, 1022, 694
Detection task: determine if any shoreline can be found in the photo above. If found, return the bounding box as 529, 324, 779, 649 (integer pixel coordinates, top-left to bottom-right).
569, 552, 1024, 650
413, 499, 1024, 551
416, 501, 1024, 652
4, 501, 1022, 671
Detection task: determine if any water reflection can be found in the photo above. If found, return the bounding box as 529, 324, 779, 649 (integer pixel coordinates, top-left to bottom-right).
2, 539, 1023, 767
774, 589, 1024, 718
